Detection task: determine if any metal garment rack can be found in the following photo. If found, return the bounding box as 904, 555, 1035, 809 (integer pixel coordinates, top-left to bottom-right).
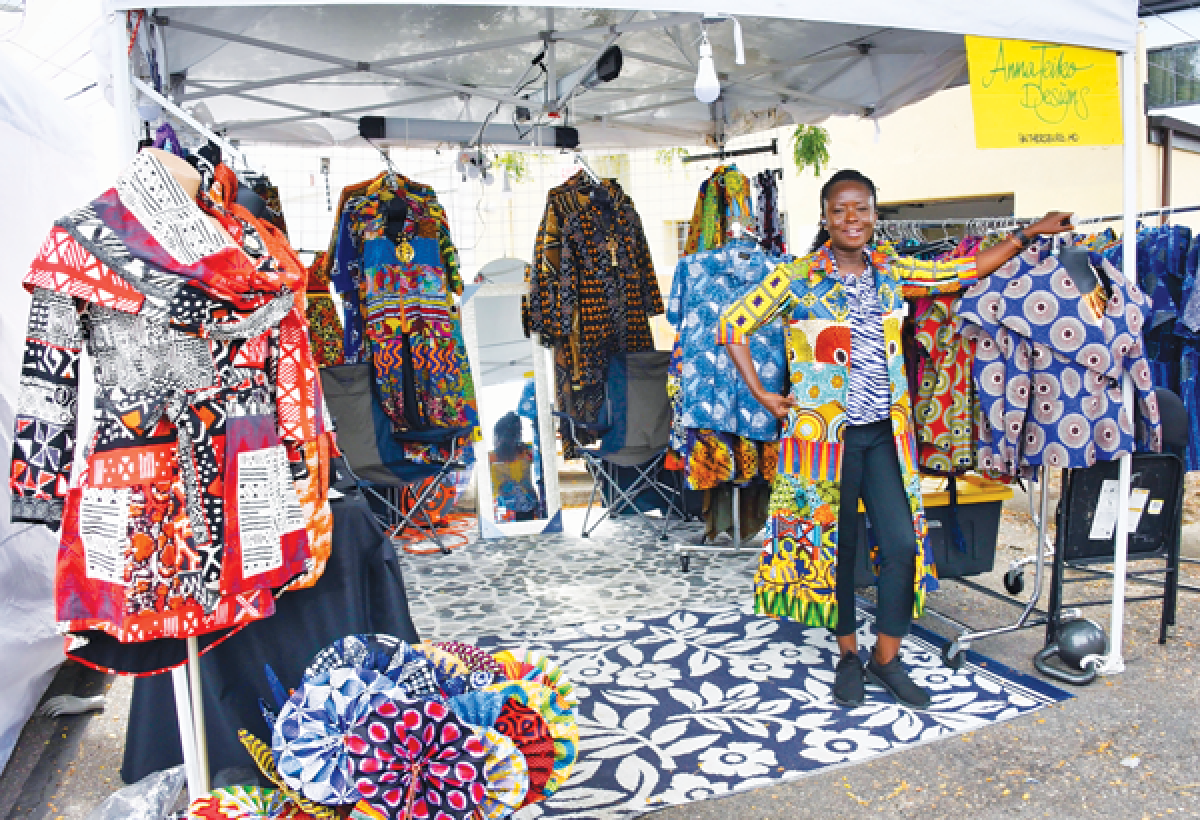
874, 201, 1200, 234
925, 473, 1057, 670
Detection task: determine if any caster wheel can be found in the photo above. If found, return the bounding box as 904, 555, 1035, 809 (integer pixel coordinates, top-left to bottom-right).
1004, 569, 1024, 595
942, 643, 966, 671
680, 555, 691, 572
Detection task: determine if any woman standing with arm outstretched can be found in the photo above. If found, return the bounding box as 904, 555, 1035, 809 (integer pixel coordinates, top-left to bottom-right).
720, 169, 1072, 709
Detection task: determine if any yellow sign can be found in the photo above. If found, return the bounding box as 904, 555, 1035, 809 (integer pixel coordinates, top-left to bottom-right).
965, 36, 1122, 149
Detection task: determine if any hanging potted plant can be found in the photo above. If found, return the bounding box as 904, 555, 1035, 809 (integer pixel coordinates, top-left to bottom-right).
791, 124, 831, 176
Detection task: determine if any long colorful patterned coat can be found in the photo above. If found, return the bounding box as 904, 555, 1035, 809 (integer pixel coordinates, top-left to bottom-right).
717, 244, 979, 628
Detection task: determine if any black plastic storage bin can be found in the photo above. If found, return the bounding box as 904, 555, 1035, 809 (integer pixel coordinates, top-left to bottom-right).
852, 475, 1012, 585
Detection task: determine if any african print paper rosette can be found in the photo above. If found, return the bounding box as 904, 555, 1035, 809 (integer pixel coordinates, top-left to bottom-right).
273, 667, 407, 804
345, 696, 489, 820
484, 679, 579, 799
302, 633, 411, 683
493, 698, 556, 806
235, 635, 581, 820
433, 641, 505, 676
186, 785, 319, 819
476, 727, 531, 819
491, 648, 579, 711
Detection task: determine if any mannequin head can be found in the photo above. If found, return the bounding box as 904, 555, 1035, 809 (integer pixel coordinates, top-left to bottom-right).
141, 146, 202, 199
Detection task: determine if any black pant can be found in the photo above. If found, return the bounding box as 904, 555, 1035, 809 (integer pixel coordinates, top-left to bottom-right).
834, 419, 918, 638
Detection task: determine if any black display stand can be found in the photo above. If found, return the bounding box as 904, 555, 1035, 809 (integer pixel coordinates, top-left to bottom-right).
121, 494, 421, 784
1047, 454, 1186, 646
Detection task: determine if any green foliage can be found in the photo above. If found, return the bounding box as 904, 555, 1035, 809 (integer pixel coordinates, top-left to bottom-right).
655, 146, 690, 167
494, 151, 531, 183
791, 124, 832, 176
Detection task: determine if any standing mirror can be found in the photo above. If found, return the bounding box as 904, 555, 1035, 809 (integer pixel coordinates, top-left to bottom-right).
460, 258, 561, 537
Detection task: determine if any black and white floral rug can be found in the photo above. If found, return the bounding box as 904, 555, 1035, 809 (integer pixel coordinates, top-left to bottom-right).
397, 516, 1070, 818
476, 603, 1069, 819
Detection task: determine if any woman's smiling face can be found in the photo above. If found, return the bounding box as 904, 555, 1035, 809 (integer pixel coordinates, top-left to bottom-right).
824, 180, 875, 253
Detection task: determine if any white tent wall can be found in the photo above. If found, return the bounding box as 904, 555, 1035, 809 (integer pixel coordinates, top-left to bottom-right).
0, 51, 107, 775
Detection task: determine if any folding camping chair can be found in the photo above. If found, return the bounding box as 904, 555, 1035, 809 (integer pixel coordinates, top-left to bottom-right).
320, 363, 471, 554
555, 351, 686, 540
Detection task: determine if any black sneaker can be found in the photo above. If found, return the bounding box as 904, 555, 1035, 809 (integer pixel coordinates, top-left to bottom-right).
866, 651, 932, 710
833, 652, 865, 708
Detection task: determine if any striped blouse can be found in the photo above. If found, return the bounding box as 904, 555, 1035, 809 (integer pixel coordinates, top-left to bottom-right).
831, 253, 891, 426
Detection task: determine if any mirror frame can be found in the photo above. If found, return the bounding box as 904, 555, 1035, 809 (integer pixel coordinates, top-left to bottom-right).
460, 279, 562, 537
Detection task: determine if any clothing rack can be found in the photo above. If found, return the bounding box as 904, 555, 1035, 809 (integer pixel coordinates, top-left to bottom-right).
1075, 202, 1200, 225
875, 201, 1200, 234
681, 137, 779, 164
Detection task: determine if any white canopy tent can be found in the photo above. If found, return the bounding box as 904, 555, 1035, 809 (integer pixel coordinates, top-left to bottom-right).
96, 0, 1143, 800
105, 2, 1136, 150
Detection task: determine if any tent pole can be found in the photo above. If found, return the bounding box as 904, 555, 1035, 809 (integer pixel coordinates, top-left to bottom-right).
169, 665, 203, 799
1098, 47, 1138, 677
110, 7, 211, 791
186, 636, 211, 791
109, 7, 136, 164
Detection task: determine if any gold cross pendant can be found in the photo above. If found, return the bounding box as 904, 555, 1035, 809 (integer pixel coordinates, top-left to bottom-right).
607, 238, 618, 267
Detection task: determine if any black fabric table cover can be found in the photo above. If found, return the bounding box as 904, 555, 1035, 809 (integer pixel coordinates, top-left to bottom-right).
121, 495, 421, 783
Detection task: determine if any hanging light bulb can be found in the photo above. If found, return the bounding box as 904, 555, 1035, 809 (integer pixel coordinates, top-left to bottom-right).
502, 170, 512, 194
694, 30, 721, 104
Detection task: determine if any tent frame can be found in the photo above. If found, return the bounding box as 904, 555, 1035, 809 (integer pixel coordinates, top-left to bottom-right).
102, 1, 1143, 802
146, 9, 882, 141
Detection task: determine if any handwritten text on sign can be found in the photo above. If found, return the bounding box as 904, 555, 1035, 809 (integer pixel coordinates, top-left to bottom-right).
965, 36, 1122, 149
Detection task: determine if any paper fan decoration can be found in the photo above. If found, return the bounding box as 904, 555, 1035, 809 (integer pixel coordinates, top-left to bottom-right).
477, 728, 530, 820
345, 697, 489, 820
273, 667, 405, 805
349, 801, 387, 820
484, 681, 579, 799
186, 785, 316, 819
302, 634, 410, 684
446, 690, 506, 729
391, 656, 443, 701
434, 641, 505, 676
492, 699, 555, 808
238, 730, 339, 820
491, 649, 579, 711
413, 643, 470, 676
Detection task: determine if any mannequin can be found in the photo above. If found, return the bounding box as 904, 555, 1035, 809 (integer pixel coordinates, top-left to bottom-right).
1058, 243, 1109, 298
142, 146, 236, 246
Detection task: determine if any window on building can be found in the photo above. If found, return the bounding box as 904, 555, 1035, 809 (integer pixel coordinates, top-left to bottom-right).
672, 221, 689, 258
1149, 44, 1200, 109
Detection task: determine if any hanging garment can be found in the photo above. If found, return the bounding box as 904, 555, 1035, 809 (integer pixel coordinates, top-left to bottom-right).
317, 172, 386, 284
526, 173, 662, 456
754, 171, 786, 255
10, 151, 324, 661
335, 176, 478, 440
206, 163, 334, 591
683, 166, 755, 256
912, 294, 978, 473
304, 251, 345, 367
667, 239, 787, 440
957, 244, 1162, 475
718, 242, 979, 627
